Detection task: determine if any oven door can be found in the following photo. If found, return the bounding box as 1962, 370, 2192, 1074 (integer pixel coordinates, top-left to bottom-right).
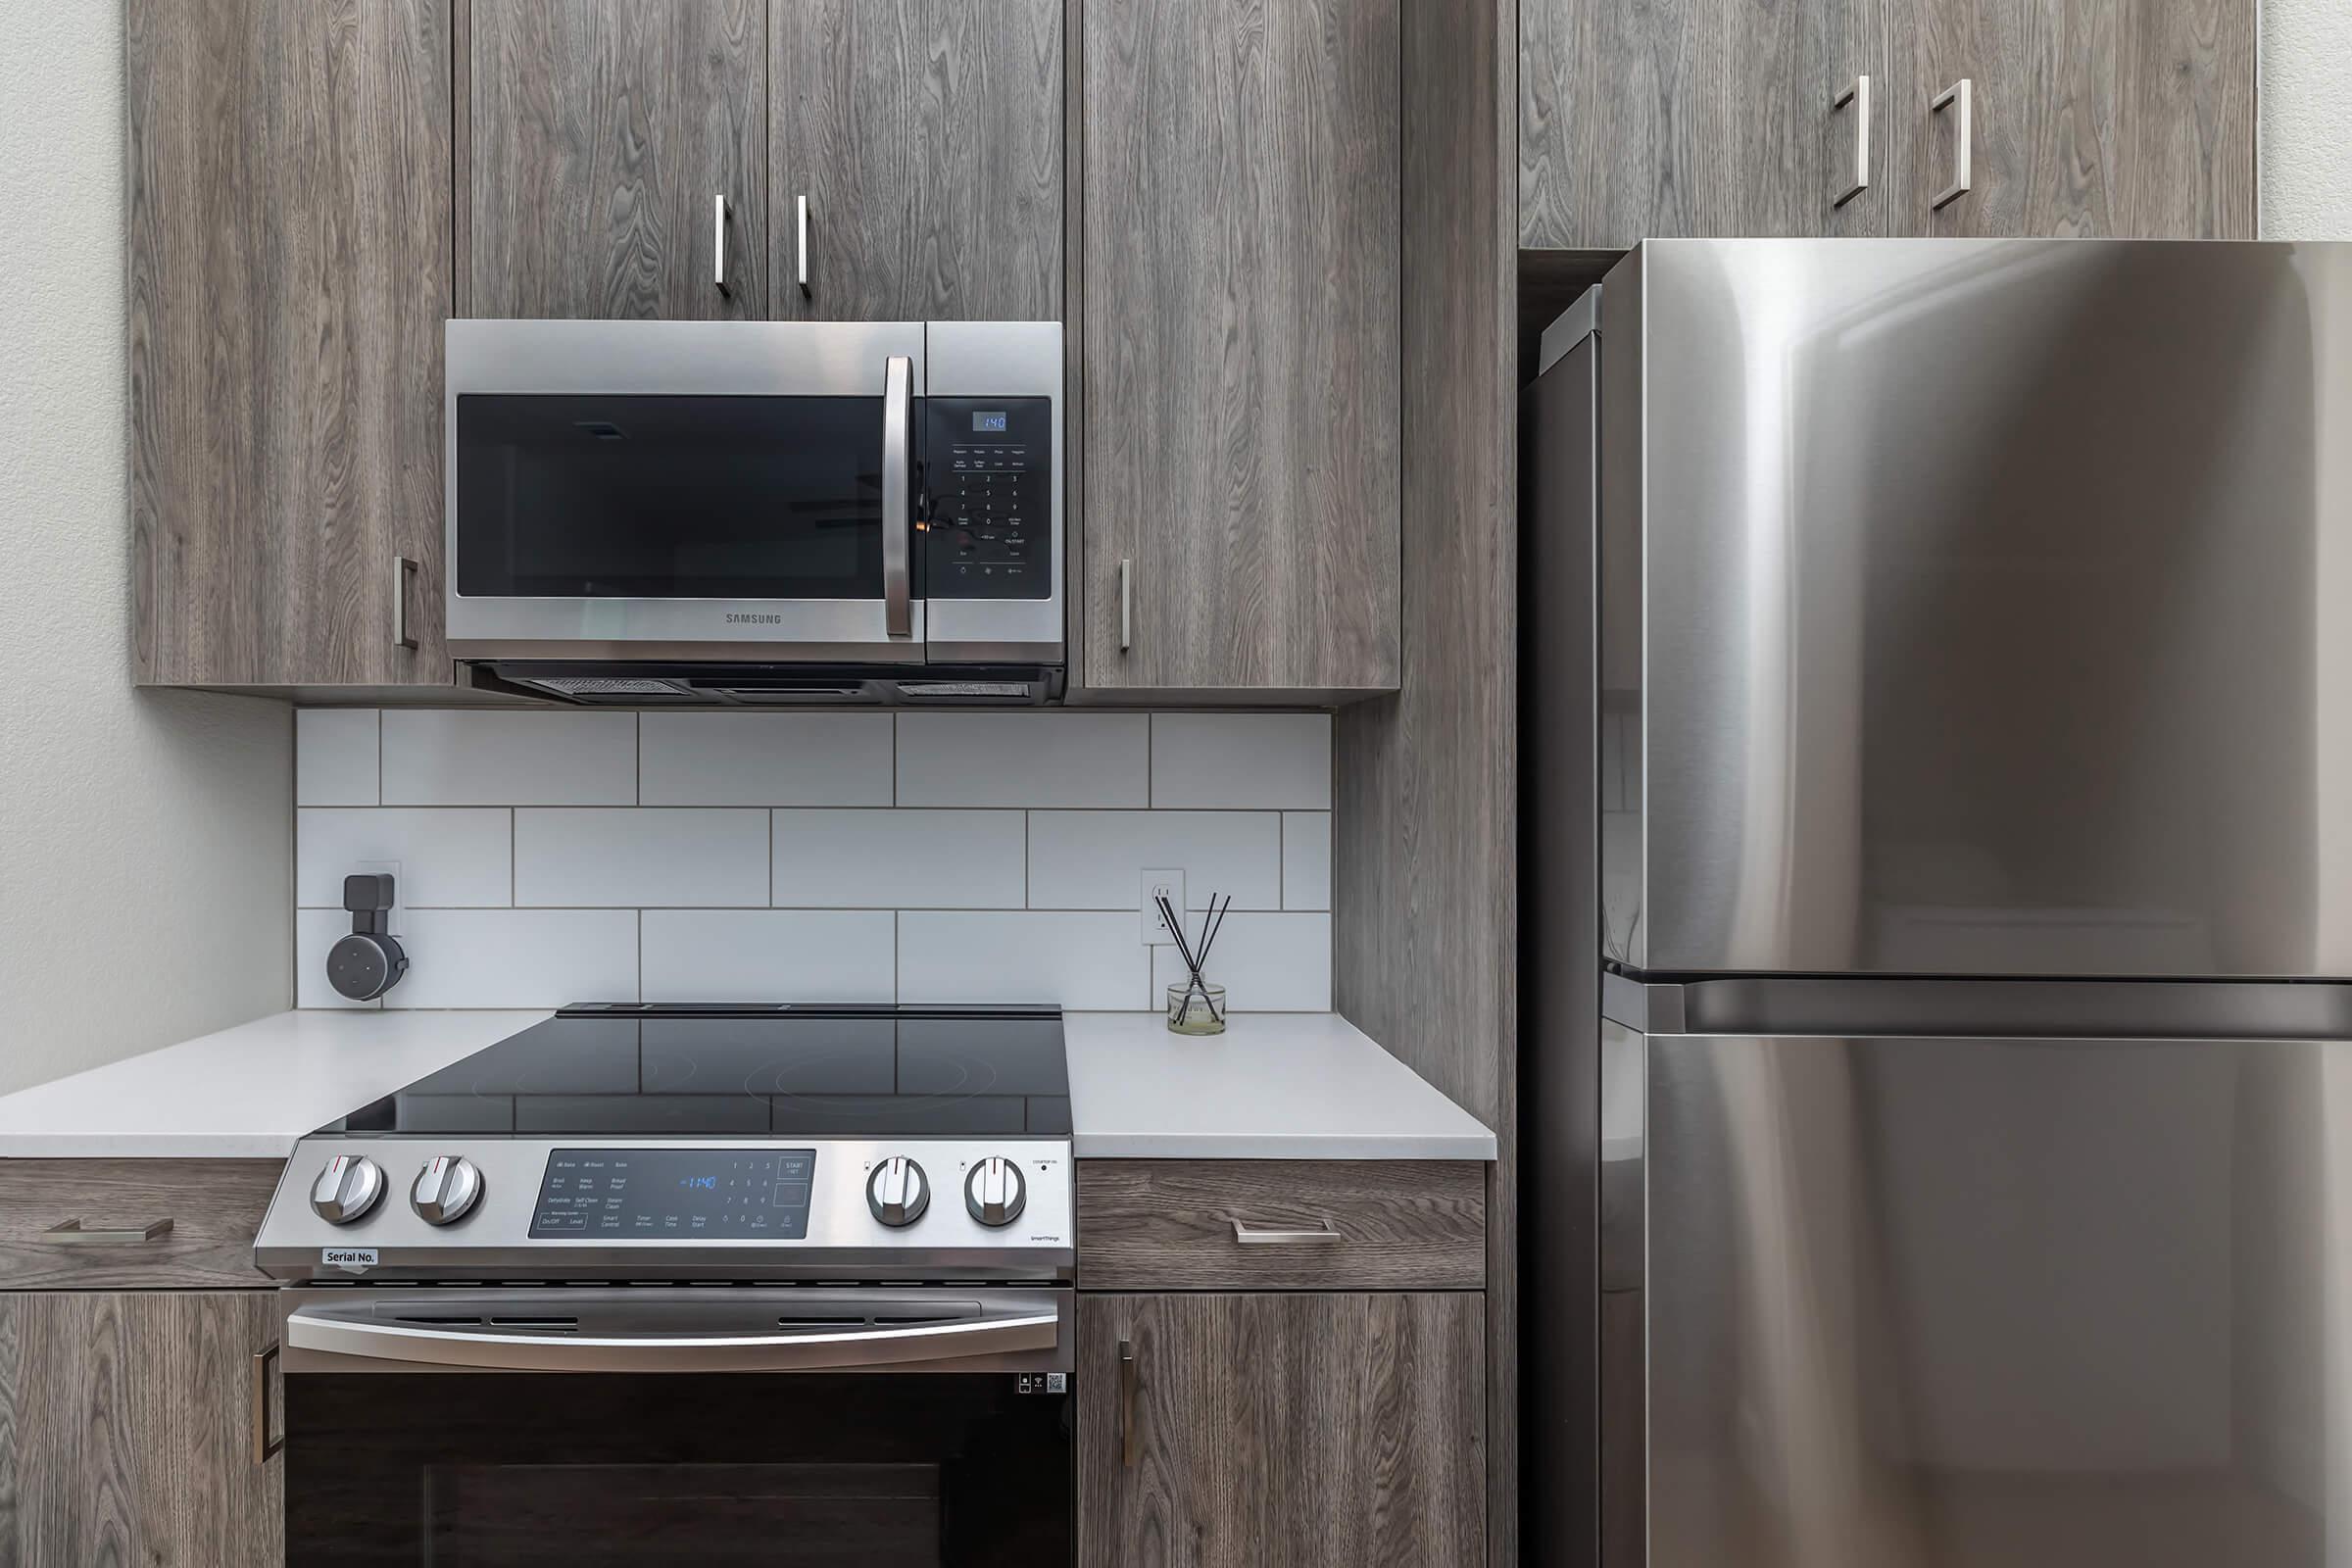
280, 1287, 1072, 1567
445, 319, 926, 662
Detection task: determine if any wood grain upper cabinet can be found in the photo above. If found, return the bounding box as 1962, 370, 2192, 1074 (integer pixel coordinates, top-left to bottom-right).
1902, 0, 2256, 237
0, 1291, 283, 1566
1078, 1293, 1485, 1567
770, 0, 1063, 321
127, 0, 455, 687
467, 0, 766, 318
1079, 0, 1401, 696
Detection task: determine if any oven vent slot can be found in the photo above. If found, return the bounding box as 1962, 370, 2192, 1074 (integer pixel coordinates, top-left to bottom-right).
395, 1315, 485, 1326
488, 1316, 581, 1331
776, 1317, 869, 1329
871, 1312, 971, 1326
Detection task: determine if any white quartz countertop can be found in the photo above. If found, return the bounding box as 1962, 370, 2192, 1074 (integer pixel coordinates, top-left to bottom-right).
0, 1009, 1495, 1162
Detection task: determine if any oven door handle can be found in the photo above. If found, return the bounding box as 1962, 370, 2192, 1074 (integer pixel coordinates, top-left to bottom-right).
285, 1305, 1057, 1374
881, 353, 914, 640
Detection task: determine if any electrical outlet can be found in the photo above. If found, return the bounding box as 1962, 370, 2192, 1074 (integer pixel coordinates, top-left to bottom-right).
1141, 868, 1185, 946
354, 858, 405, 936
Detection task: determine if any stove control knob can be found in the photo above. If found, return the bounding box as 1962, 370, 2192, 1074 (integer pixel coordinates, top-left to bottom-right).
410, 1154, 484, 1226
964, 1156, 1027, 1228
867, 1156, 931, 1228
310, 1154, 385, 1225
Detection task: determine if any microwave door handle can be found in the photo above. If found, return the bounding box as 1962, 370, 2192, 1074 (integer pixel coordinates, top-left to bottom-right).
882, 354, 914, 639
286, 1304, 1056, 1374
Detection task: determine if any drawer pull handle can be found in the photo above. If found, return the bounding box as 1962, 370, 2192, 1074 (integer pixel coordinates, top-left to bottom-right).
46, 1217, 173, 1246
253, 1343, 282, 1464
1230, 1218, 1342, 1246
1118, 1338, 1139, 1466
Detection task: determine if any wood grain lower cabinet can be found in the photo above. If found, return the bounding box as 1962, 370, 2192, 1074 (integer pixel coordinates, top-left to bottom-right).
0, 1291, 283, 1567
467, 0, 767, 318
126, 0, 456, 688
1077, 0, 1401, 697
1078, 1293, 1486, 1567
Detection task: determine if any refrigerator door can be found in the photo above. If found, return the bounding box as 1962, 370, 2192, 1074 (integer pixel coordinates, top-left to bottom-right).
1604, 1015, 2348, 1568
1599, 240, 2352, 978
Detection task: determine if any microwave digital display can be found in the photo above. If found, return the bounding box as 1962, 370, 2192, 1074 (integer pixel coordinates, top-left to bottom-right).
973, 411, 1008, 433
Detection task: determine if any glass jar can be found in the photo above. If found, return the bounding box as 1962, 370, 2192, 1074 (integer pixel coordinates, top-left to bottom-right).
1165, 981, 1227, 1036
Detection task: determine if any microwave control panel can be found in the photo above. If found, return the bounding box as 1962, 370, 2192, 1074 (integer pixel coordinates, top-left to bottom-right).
922, 397, 1052, 600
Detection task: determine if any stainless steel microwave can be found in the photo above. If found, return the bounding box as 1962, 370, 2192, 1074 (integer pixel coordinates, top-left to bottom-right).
444, 318, 1062, 705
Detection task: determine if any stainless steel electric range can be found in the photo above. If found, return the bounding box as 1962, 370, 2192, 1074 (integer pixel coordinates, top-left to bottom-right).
253, 1003, 1075, 1567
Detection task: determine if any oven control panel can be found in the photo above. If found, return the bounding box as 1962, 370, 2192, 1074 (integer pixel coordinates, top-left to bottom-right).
529, 1147, 816, 1239
921, 396, 1052, 601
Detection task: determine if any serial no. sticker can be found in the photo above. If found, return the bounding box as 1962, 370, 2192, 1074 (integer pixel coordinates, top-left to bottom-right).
321, 1248, 378, 1272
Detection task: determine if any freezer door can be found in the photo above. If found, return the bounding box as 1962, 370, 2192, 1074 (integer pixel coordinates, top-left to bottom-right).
1604, 1024, 2345, 1568
1600, 239, 2352, 977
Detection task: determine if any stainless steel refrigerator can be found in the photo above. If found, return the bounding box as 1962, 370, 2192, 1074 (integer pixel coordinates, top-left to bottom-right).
1524, 239, 2352, 1568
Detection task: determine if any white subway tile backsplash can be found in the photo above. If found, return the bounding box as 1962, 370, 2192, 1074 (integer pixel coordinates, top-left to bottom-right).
515, 809, 768, 907
641, 713, 894, 807
296, 710, 380, 806
381, 711, 637, 806
296, 908, 379, 1008
899, 912, 1151, 1008
1152, 912, 1332, 1010
1027, 811, 1279, 909
1282, 811, 1332, 910
773, 809, 1024, 908
385, 908, 639, 1008
297, 809, 512, 908
299, 707, 1333, 1011
899, 713, 1149, 808
1151, 713, 1331, 808
642, 909, 896, 1003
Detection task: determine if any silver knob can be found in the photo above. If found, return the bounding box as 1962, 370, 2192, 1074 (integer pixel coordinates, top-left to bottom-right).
309, 1153, 385, 1225
410, 1154, 484, 1226
964, 1156, 1027, 1228
866, 1156, 930, 1228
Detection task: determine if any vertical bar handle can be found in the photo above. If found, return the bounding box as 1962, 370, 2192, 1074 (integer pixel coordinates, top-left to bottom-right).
252, 1342, 282, 1464
881, 356, 913, 639
713, 194, 732, 297
1118, 1338, 1139, 1466
796, 194, 811, 297
1932, 79, 1972, 210
1118, 560, 1133, 652
391, 556, 417, 650
1833, 76, 1870, 207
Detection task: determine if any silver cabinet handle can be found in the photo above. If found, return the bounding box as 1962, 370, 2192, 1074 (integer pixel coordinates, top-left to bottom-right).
1932, 78, 1973, 209
1118, 559, 1133, 651
881, 355, 913, 639
796, 193, 810, 297
45, 1217, 172, 1246
252, 1342, 282, 1464
1230, 1217, 1343, 1246
287, 1305, 1057, 1373
391, 555, 417, 650
1118, 1338, 1140, 1466
1833, 76, 1871, 207
713, 194, 732, 297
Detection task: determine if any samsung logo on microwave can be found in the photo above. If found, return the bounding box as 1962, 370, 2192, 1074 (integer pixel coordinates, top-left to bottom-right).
725, 613, 784, 625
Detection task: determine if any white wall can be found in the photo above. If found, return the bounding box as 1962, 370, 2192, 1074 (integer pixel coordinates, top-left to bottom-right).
2265, 0, 2352, 237
0, 0, 290, 1095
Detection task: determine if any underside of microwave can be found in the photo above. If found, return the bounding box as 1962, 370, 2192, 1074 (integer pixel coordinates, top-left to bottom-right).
471, 661, 1065, 708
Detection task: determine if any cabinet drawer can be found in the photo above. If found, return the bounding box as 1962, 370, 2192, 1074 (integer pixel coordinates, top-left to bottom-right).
0, 1159, 282, 1289
1076, 1160, 1485, 1290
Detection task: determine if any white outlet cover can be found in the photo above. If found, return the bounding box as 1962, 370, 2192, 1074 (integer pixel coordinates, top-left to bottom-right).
354, 858, 405, 936
1141, 867, 1185, 946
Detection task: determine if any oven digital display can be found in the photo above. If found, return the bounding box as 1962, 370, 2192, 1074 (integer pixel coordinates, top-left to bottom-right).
529, 1149, 816, 1239
972, 410, 1008, 432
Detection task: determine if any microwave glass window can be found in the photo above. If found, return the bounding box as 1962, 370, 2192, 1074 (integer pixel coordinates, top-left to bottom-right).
455, 395, 888, 599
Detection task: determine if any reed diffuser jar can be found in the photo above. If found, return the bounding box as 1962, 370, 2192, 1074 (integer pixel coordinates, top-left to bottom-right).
1166, 981, 1226, 1036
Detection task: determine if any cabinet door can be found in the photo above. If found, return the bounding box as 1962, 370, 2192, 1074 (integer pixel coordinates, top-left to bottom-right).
1078, 1293, 1484, 1567
127, 0, 455, 687
1902, 0, 2256, 236
770, 0, 1062, 321
1520, 0, 1839, 247
0, 1292, 282, 1566
468, 0, 765, 318
1080, 0, 1400, 694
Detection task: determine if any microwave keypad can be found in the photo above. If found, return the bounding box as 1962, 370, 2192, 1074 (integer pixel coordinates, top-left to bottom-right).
923, 397, 1051, 601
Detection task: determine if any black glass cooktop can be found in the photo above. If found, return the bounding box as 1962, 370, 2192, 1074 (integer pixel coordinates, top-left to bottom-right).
318, 1004, 1070, 1139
